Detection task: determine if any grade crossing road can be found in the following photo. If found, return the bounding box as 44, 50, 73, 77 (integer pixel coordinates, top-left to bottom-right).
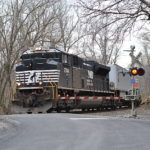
0, 114, 150, 150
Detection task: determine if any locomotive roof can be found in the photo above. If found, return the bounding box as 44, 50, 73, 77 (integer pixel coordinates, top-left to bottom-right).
22, 47, 68, 55
22, 47, 110, 71
85, 60, 110, 71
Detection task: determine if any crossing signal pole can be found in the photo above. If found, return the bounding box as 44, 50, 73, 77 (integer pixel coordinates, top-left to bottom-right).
124, 45, 145, 117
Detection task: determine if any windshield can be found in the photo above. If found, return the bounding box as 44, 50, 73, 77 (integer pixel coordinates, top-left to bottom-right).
21, 52, 61, 62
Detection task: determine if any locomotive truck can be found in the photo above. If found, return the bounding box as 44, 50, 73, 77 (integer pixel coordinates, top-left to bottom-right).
11, 47, 141, 113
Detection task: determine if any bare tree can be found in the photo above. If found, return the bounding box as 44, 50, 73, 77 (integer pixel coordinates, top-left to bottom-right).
138, 29, 150, 99
75, 14, 122, 64
76, 0, 150, 64
78, 0, 150, 33
41, 3, 85, 53
0, 0, 86, 113
57, 8, 84, 52
0, 0, 61, 112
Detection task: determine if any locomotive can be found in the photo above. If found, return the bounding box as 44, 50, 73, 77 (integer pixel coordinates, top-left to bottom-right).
11, 47, 140, 113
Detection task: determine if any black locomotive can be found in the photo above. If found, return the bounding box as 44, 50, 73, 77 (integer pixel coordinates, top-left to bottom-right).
11, 47, 137, 113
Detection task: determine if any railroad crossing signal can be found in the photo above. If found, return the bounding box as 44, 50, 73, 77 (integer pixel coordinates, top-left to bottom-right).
124, 45, 144, 117
130, 79, 136, 84
130, 79, 139, 88
124, 45, 143, 68
130, 68, 138, 76
130, 52, 142, 67
138, 68, 145, 76
133, 82, 139, 88
130, 68, 145, 76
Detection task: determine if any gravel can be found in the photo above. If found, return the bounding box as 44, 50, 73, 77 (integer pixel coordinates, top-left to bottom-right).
73, 104, 150, 120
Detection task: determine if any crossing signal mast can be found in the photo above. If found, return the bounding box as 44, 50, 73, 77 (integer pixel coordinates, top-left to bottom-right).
124, 45, 145, 76
124, 45, 145, 117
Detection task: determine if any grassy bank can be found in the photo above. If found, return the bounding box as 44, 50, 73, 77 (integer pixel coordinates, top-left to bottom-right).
0, 104, 8, 115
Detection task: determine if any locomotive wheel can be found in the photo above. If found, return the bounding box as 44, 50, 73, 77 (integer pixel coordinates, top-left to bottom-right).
87, 108, 90, 112
112, 106, 116, 110
56, 108, 61, 113
65, 107, 70, 113
96, 107, 101, 111
92, 108, 95, 111
47, 108, 53, 113
101, 107, 104, 111
82, 108, 85, 112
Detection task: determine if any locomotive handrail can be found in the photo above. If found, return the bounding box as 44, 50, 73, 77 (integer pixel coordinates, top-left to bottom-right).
41, 72, 58, 100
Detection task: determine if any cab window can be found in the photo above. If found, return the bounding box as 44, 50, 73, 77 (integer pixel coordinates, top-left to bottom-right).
62, 54, 68, 64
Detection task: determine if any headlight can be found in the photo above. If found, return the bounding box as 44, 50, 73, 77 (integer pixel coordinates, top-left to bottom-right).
39, 81, 43, 85
17, 82, 21, 86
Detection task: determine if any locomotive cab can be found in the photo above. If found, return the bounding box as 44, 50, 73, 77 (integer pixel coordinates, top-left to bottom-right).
16, 51, 62, 71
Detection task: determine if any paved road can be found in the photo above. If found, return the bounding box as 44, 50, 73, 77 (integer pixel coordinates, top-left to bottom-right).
0, 114, 150, 150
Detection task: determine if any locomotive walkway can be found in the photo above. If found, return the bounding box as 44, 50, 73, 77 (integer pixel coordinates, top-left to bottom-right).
0, 113, 150, 150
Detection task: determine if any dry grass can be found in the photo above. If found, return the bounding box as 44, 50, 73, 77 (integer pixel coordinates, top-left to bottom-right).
0, 104, 8, 115
0, 106, 4, 115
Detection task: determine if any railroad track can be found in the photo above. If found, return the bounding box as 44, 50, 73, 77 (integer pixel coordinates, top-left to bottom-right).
71, 106, 130, 114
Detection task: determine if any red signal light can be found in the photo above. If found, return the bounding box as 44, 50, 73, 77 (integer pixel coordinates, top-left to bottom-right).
130, 68, 145, 76
138, 68, 145, 76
